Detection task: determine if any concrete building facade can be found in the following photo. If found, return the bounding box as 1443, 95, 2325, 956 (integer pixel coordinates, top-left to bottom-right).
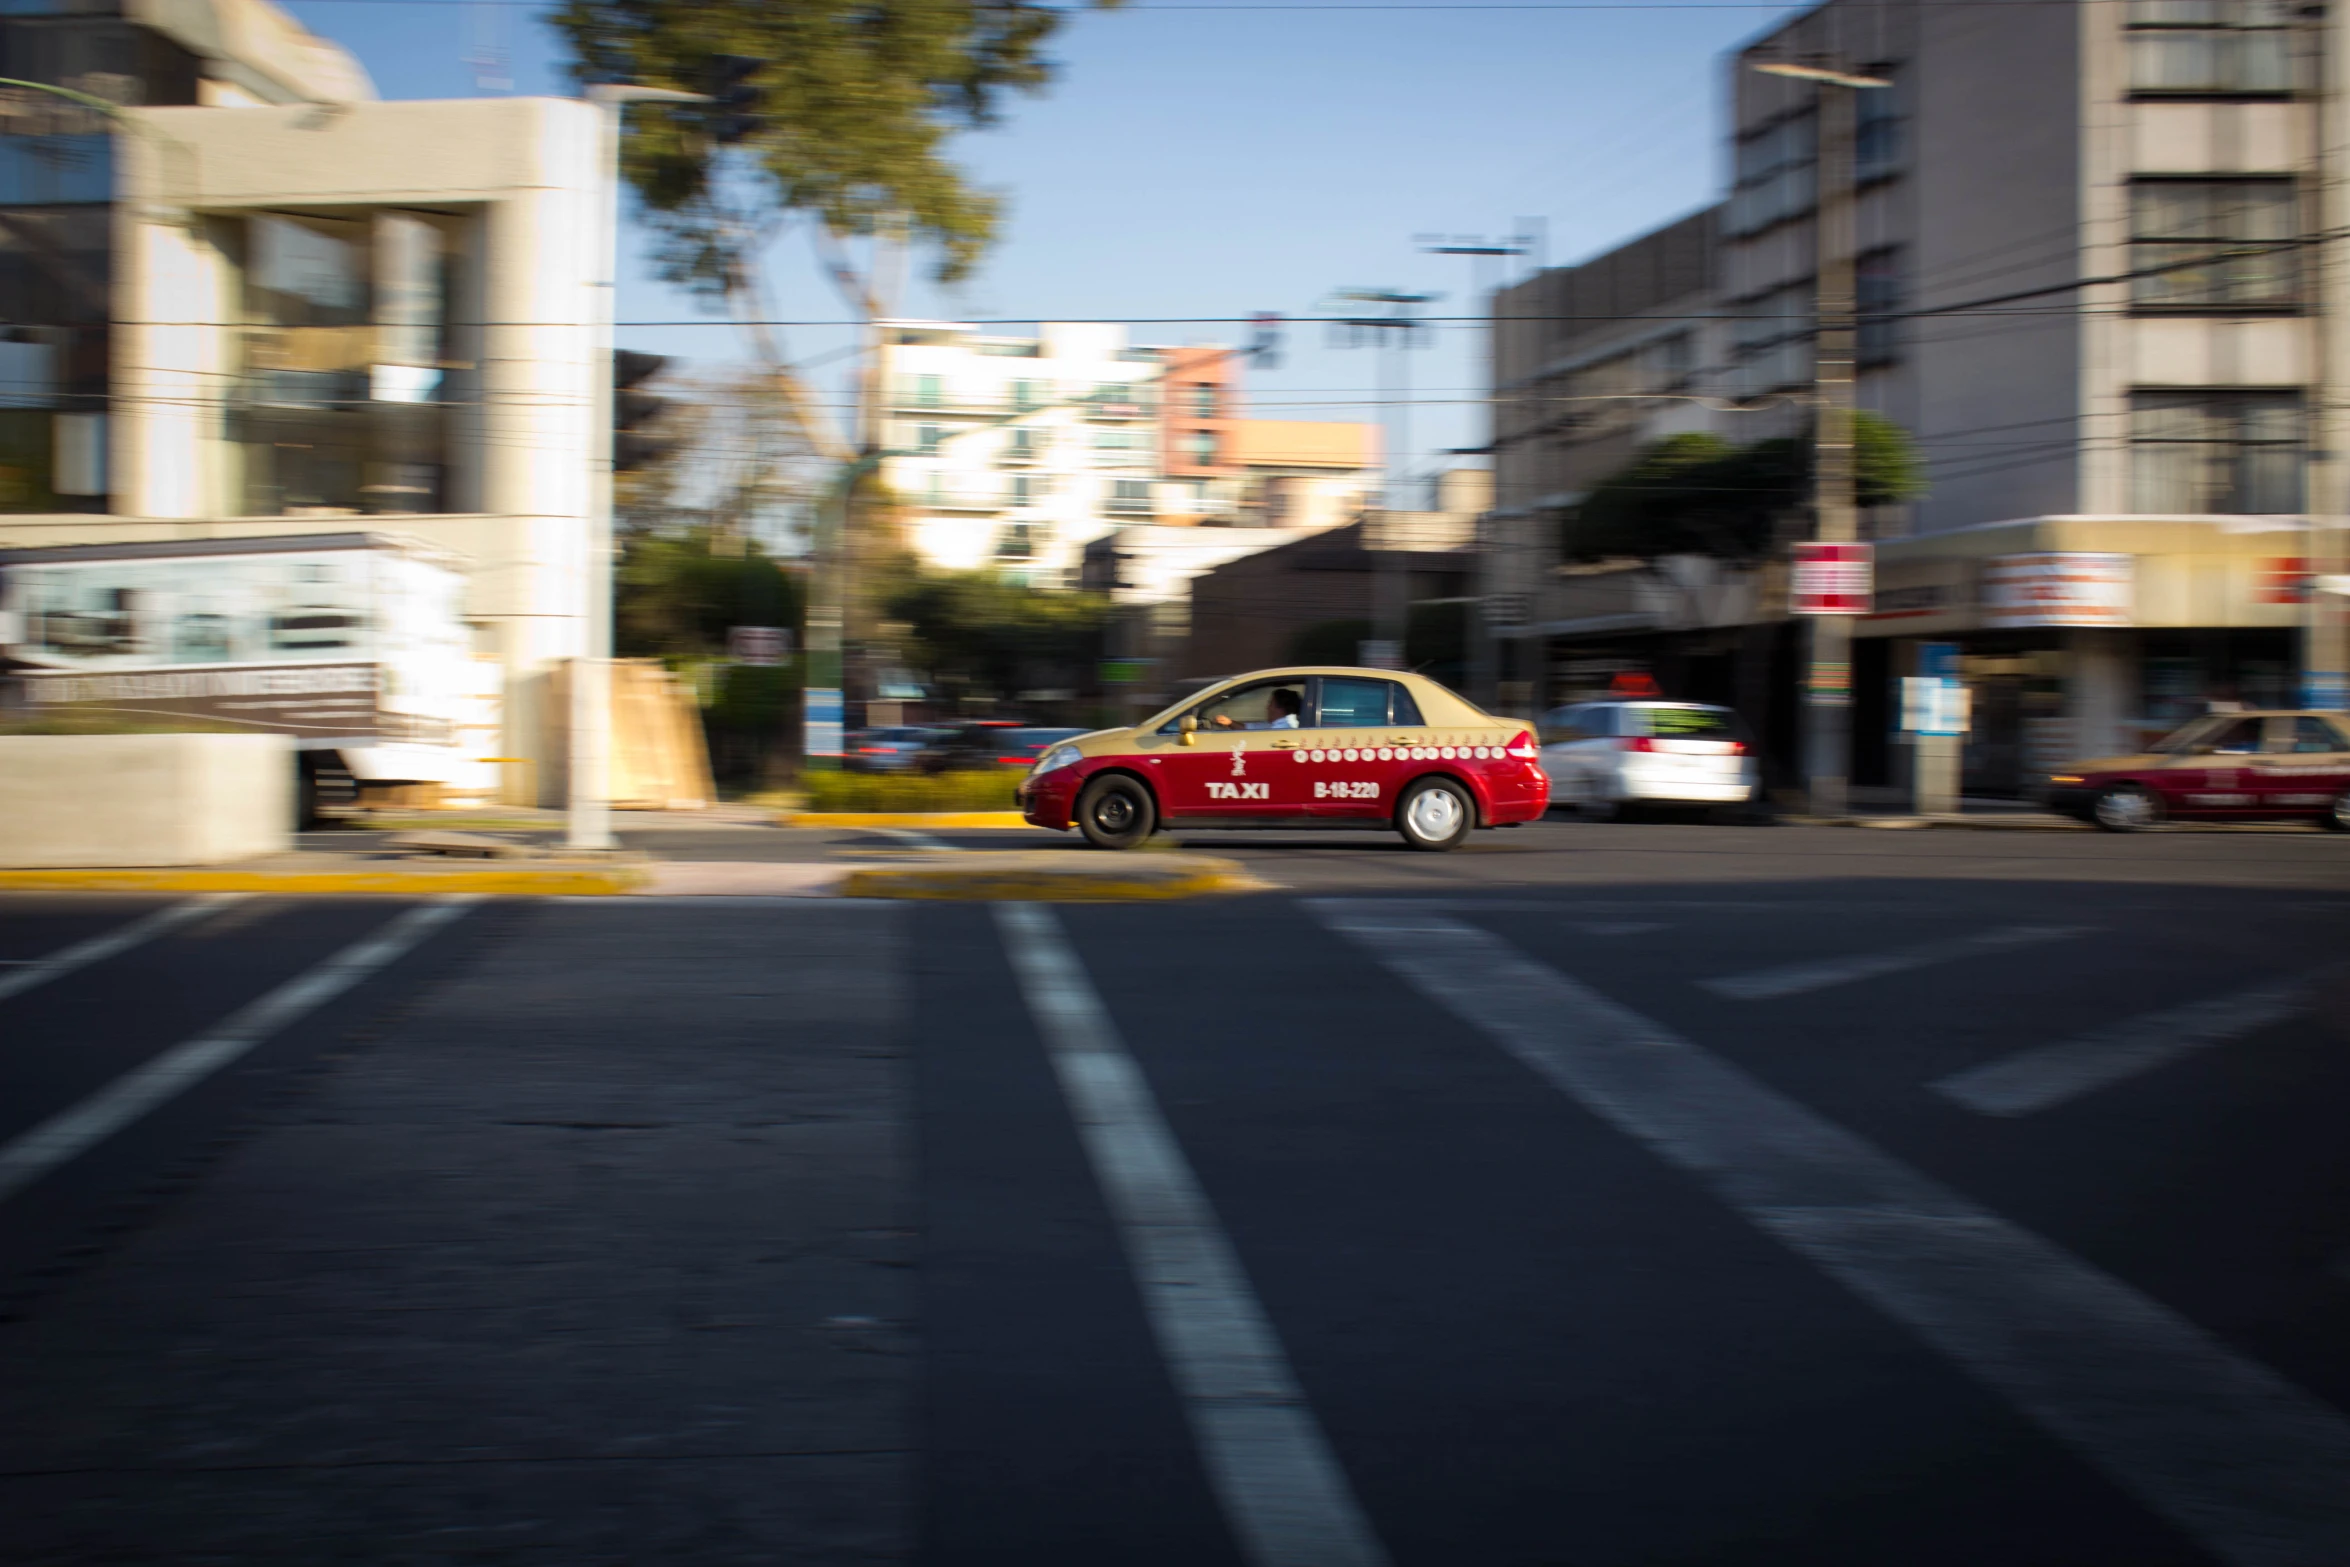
1487, 0, 2350, 793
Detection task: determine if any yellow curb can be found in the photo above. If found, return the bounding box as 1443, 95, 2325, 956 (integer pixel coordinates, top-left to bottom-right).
787, 811, 1037, 830
838, 851, 1268, 902
0, 865, 647, 896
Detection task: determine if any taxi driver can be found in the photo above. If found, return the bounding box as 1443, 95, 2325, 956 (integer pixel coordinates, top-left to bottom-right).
1213, 687, 1302, 730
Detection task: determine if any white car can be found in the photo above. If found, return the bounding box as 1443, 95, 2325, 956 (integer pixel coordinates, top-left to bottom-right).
1538, 700, 1760, 818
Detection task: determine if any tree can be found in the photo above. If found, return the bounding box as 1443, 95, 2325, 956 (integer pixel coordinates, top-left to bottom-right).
551, 0, 1124, 454
881, 564, 1110, 709
1565, 413, 1926, 563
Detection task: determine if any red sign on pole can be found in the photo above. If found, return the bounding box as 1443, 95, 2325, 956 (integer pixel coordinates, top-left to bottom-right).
1791, 541, 1873, 615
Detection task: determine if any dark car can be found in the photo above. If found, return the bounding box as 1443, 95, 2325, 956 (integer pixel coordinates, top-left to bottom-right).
917, 724, 1088, 775
2043, 710, 2350, 831
844, 725, 945, 773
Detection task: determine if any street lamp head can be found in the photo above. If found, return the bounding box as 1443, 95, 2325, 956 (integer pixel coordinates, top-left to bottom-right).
585, 84, 712, 105
1752, 60, 1892, 89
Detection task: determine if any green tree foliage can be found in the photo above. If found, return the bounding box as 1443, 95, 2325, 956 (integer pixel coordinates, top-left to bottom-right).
617, 527, 803, 660
882, 564, 1110, 706
1565, 412, 1926, 562
550, 0, 1121, 292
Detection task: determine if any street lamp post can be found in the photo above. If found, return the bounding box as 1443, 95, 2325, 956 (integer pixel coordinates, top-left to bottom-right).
1328, 288, 1437, 669
571, 83, 704, 851
1752, 58, 1889, 819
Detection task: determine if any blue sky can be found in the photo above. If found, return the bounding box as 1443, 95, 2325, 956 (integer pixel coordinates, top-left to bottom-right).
281, 0, 1806, 488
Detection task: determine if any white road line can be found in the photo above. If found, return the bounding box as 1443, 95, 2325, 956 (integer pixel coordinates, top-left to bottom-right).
0, 895, 249, 1005
868, 826, 953, 851
992, 902, 1389, 1567
0, 897, 479, 1206
1700, 924, 2093, 1001
1933, 973, 2317, 1117
1315, 900, 2350, 1567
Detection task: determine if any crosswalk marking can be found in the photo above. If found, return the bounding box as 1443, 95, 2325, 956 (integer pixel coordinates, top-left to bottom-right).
993, 902, 1389, 1567
1700, 924, 2093, 1001
1934, 973, 2317, 1117
1315, 900, 2350, 1567
0, 898, 478, 1206
0, 895, 248, 1005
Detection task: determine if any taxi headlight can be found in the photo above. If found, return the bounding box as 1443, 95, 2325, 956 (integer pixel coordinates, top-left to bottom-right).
1035, 744, 1082, 775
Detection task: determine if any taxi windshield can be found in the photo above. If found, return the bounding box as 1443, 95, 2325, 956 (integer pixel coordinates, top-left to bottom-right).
2148, 715, 2265, 755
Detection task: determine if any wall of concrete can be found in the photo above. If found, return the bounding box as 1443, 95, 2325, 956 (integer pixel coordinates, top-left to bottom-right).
0, 732, 293, 866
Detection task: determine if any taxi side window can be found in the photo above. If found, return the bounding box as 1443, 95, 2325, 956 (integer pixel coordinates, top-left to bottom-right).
2203, 717, 2266, 754
1390, 684, 1425, 726
1313, 676, 1396, 727
2291, 717, 2348, 753
1170, 680, 1291, 732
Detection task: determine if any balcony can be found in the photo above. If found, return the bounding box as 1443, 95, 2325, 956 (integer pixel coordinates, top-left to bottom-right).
1081, 394, 1155, 421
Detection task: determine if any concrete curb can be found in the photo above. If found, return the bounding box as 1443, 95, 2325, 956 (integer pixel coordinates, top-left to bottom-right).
838, 851, 1267, 901
785, 811, 1035, 830
0, 864, 648, 896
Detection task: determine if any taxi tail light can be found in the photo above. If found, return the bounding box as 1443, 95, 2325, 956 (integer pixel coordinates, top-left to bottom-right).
998, 754, 1030, 765
1621, 736, 1657, 753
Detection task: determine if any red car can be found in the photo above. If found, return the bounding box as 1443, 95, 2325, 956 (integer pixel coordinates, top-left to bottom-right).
2044, 710, 2350, 832
1015, 665, 1549, 851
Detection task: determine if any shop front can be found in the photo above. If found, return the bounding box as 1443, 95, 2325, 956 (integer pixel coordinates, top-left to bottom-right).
1857, 517, 2313, 795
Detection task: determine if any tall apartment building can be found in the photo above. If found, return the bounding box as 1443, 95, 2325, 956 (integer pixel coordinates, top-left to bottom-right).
0, 0, 626, 798
1491, 0, 2346, 791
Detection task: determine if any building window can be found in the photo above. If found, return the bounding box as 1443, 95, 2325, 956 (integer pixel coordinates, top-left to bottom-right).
1857, 248, 1903, 365
233, 213, 451, 517
1012, 379, 1042, 411
1191, 384, 1217, 417
1854, 69, 1904, 182
2130, 391, 2304, 513
1641, 331, 1696, 392
913, 374, 943, 408
2131, 179, 2300, 309
1108, 479, 1152, 515
1184, 431, 1217, 465
1011, 474, 1040, 505
1729, 282, 1813, 398
1727, 111, 1816, 238
996, 523, 1034, 559
916, 423, 942, 455
2127, 1, 2300, 96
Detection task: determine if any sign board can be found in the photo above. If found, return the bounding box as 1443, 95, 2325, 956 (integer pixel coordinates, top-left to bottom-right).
1917, 641, 1959, 681
1791, 541, 1873, 615
1099, 658, 1153, 685
728, 625, 790, 665
1807, 658, 1852, 707
2304, 671, 2348, 712
804, 686, 843, 758
1901, 676, 1969, 736
1357, 639, 1402, 671
1981, 553, 2133, 628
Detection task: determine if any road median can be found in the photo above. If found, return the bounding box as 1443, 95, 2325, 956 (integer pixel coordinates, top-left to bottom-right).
785, 810, 1035, 830
839, 850, 1267, 901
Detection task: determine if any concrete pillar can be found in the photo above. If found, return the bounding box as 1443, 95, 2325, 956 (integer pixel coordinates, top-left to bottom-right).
2065, 629, 2134, 759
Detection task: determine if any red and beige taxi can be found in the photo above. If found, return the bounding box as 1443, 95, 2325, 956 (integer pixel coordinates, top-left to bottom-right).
2044, 710, 2350, 831
1015, 666, 1548, 850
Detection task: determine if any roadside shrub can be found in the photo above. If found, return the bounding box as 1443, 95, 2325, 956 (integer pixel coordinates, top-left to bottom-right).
798, 769, 1023, 814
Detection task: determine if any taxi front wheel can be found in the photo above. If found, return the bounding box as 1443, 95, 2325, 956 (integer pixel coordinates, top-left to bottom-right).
1397, 776, 1474, 852
1076, 773, 1157, 851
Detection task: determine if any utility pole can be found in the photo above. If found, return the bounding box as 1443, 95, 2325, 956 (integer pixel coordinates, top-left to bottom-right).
2304, 12, 2347, 712
1420, 234, 1532, 707
1753, 58, 1888, 819
572, 81, 706, 851
1328, 288, 1436, 669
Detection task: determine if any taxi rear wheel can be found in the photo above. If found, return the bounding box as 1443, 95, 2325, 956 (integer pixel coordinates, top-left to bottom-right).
1397, 776, 1474, 852
1076, 773, 1157, 851
2092, 784, 2161, 833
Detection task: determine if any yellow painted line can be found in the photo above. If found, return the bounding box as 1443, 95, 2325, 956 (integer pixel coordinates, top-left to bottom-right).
0, 866, 645, 897
839, 853, 1268, 902
787, 811, 1038, 830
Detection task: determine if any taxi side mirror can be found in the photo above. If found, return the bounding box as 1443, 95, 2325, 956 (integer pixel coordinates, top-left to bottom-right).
1179, 714, 1198, 747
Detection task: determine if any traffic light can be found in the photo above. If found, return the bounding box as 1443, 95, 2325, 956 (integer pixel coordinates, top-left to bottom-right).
706, 54, 764, 145
613, 349, 671, 472
1248, 311, 1283, 370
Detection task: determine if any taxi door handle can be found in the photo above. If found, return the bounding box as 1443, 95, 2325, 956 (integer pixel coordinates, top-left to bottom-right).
1271, 738, 1298, 749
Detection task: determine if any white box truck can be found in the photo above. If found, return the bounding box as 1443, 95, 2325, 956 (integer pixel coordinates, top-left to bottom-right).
0, 533, 501, 818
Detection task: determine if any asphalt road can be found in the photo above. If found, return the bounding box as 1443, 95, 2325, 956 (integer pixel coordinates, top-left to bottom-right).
4, 822, 2350, 1565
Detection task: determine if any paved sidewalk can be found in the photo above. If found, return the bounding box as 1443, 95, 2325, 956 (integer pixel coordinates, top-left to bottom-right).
0, 902, 916, 1564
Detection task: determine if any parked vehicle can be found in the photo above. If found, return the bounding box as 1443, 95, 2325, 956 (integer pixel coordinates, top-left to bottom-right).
921, 723, 1088, 775
1015, 666, 1547, 851
846, 725, 944, 773
1537, 700, 1760, 818
2044, 711, 2350, 831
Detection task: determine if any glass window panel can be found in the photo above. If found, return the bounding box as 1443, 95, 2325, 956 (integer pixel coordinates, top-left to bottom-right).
1390, 684, 1424, 726
1314, 677, 1393, 727
2291, 717, 2344, 753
